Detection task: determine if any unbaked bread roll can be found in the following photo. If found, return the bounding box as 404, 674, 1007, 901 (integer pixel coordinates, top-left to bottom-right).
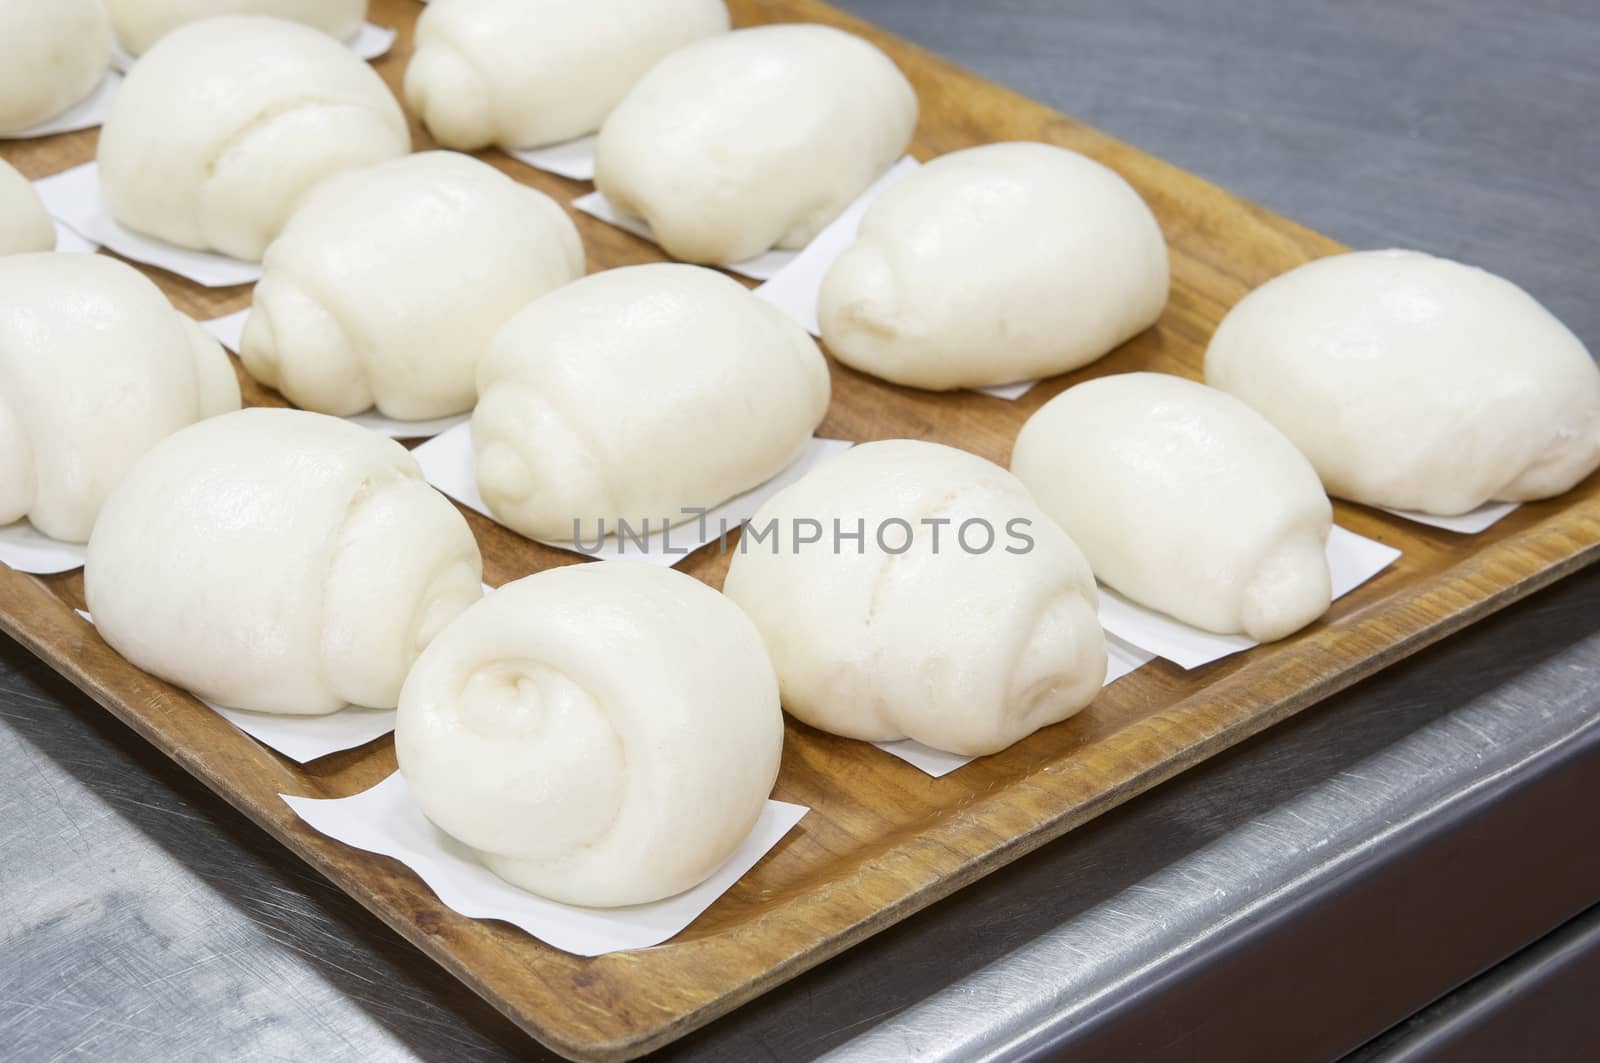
1012, 373, 1333, 642
396, 561, 782, 907
0, 160, 54, 254
594, 24, 917, 264
0, 0, 112, 134
106, 0, 368, 56
473, 263, 831, 541
1206, 250, 1600, 516
0, 254, 240, 543
820, 142, 1170, 390
97, 16, 409, 261
723, 440, 1106, 756
85, 409, 483, 714
407, 0, 729, 151
241, 152, 584, 420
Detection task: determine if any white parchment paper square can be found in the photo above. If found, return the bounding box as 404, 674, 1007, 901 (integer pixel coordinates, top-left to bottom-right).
199, 310, 469, 439
874, 631, 1157, 777
0, 523, 86, 575
284, 772, 809, 956
1097, 524, 1402, 670
35, 163, 261, 287
572, 191, 796, 281
509, 135, 598, 181
1380, 501, 1519, 534
74, 608, 397, 762
411, 424, 852, 565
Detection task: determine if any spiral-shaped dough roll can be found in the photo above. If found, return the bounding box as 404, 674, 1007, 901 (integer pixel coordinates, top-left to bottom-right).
86, 409, 484, 714
0, 160, 54, 255
241, 152, 584, 421
1012, 373, 1333, 642
1206, 250, 1600, 516
396, 561, 783, 907
594, 24, 917, 264
0, 0, 112, 135
723, 440, 1107, 757
407, 0, 730, 151
0, 254, 240, 542
106, 0, 368, 57
98, 16, 409, 262
472, 264, 831, 542
819, 143, 1170, 390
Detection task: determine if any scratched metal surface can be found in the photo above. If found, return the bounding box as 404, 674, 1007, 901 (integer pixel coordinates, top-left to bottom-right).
3, 1, 1597, 1060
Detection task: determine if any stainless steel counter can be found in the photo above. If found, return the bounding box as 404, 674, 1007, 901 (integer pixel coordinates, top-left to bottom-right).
3, 2, 1597, 1060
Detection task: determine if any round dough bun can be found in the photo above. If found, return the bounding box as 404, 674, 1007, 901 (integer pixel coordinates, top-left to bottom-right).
472, 263, 830, 542
97, 16, 409, 262
85, 409, 484, 715
820, 142, 1170, 390
107, 0, 368, 56
0, 159, 55, 254
594, 23, 917, 264
0, 0, 113, 134
242, 152, 584, 421
0, 253, 240, 542
722, 439, 1107, 757
407, 0, 729, 151
1012, 372, 1333, 642
1205, 249, 1600, 516
396, 561, 783, 907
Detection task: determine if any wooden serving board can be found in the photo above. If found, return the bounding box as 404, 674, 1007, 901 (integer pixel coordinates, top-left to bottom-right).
4, 1, 1598, 1058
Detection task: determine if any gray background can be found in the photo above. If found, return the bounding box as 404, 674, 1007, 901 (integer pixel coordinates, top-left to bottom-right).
3, 2, 1596, 1060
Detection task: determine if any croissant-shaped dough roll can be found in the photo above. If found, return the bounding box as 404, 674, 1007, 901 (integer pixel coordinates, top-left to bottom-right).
396, 561, 783, 907
86, 409, 483, 715
106, 0, 368, 57
594, 25, 917, 264
0, 0, 112, 134
1206, 250, 1600, 516
0, 254, 240, 542
97, 16, 409, 262
1012, 373, 1333, 642
722, 440, 1107, 756
0, 160, 54, 255
473, 264, 831, 541
241, 152, 584, 421
407, 0, 730, 151
820, 142, 1170, 390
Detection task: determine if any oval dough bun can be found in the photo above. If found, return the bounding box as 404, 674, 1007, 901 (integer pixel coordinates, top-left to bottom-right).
97, 16, 409, 261
1012, 372, 1333, 642
821, 142, 1169, 390
1206, 249, 1600, 515
594, 23, 917, 264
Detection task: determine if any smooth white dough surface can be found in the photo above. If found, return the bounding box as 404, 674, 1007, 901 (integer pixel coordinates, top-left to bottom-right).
0, 160, 55, 254
1205, 249, 1600, 516
722, 440, 1107, 757
86, 409, 484, 715
472, 264, 831, 542
0, 254, 240, 542
396, 561, 783, 907
106, 0, 368, 56
819, 142, 1170, 390
1011, 372, 1333, 642
594, 24, 917, 264
97, 16, 409, 261
0, 0, 113, 134
242, 152, 584, 421
407, 0, 729, 151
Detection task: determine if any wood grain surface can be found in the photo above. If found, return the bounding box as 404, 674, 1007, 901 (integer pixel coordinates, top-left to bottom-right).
3, 1, 1598, 1059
